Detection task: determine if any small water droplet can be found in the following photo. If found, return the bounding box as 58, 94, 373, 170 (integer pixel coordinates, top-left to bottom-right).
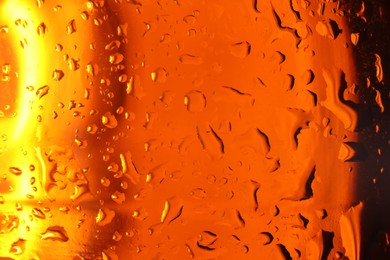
86, 63, 99, 76
350, 33, 359, 45
315, 20, 340, 39
111, 191, 125, 204
183, 15, 196, 24
66, 19, 76, 34
32, 208, 46, 219
9, 167, 22, 176
374, 89, 384, 113
70, 185, 89, 201
374, 54, 383, 82
105, 40, 121, 50
230, 41, 251, 58
151, 68, 167, 83
179, 54, 203, 65
184, 90, 207, 112
55, 44, 63, 52
2, 64, 11, 74
10, 239, 25, 255
161, 200, 170, 223
40, 226, 69, 242
59, 206, 70, 213
36, 0, 44, 8
191, 188, 206, 199
112, 231, 122, 241
68, 58, 80, 71
96, 208, 116, 226
52, 70, 64, 81
36, 85, 50, 99
102, 112, 118, 129
160, 33, 172, 43
109, 53, 124, 64
37, 22, 47, 35
0, 25, 9, 33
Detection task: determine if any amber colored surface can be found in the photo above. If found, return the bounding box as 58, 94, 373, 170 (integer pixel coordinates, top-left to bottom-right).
0, 0, 388, 259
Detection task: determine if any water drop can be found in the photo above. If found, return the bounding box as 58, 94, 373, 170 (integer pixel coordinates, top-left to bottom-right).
66, 19, 76, 34
160, 33, 172, 43
96, 208, 116, 226
315, 20, 340, 39
191, 188, 206, 199
112, 231, 122, 241
105, 40, 121, 50
102, 112, 118, 129
185, 90, 207, 112
161, 200, 170, 223
183, 15, 196, 24
179, 54, 203, 65
9, 167, 22, 176
374, 89, 384, 113
111, 191, 125, 204
230, 41, 251, 58
0, 25, 9, 33
350, 33, 359, 45
151, 68, 167, 83
55, 44, 63, 52
52, 70, 64, 81
2, 64, 11, 74
70, 185, 89, 201
68, 58, 80, 71
32, 208, 46, 219
86, 63, 99, 76
109, 53, 124, 65
40, 226, 69, 242
10, 239, 25, 255
36, 85, 50, 99
37, 22, 47, 35
374, 54, 383, 82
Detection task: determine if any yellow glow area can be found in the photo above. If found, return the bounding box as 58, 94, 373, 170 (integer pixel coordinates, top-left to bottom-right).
0, 0, 48, 202
1, 0, 46, 141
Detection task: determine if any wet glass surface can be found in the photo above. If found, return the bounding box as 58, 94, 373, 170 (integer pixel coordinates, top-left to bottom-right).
0, 0, 388, 259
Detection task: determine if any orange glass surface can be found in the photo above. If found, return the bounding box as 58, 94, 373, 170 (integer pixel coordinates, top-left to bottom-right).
0, 0, 388, 259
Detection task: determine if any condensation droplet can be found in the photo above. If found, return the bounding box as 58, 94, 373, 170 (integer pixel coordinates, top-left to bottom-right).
161, 200, 170, 223
52, 70, 64, 81
37, 22, 47, 35
374, 89, 385, 113
2, 64, 11, 74
111, 191, 125, 204
109, 53, 124, 65
70, 185, 89, 201
68, 58, 80, 71
86, 63, 99, 76
351, 33, 359, 45
102, 112, 118, 129
179, 54, 203, 65
9, 167, 22, 176
374, 54, 383, 82
10, 239, 25, 255
36, 85, 50, 99
0, 25, 9, 33
105, 40, 121, 50
185, 90, 207, 112
230, 41, 251, 58
40, 226, 69, 242
66, 19, 76, 34
55, 44, 63, 52
32, 208, 46, 219
151, 68, 167, 83
160, 33, 172, 43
